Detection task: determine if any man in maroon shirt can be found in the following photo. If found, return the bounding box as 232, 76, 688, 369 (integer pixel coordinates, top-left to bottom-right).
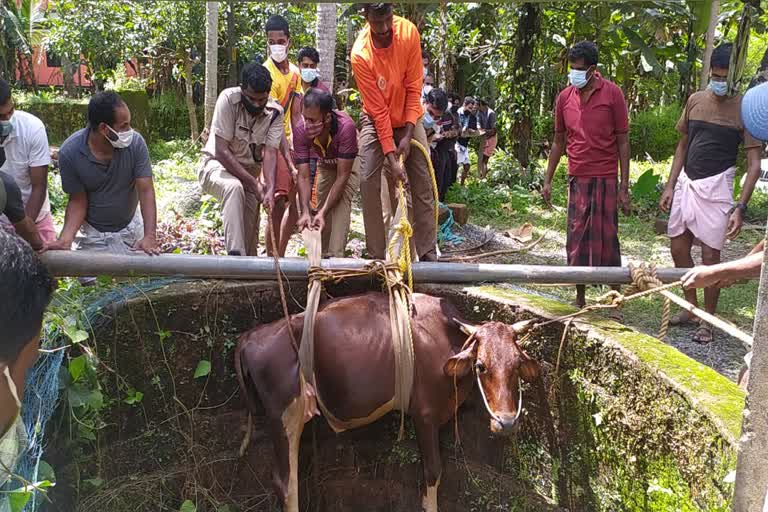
542, 41, 631, 307
295, 88, 359, 257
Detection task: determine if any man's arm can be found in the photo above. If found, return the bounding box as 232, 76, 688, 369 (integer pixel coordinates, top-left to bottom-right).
543, 131, 565, 204
682, 250, 764, 289
398, 27, 425, 162
313, 158, 353, 233
727, 146, 763, 239
25, 124, 52, 220
659, 135, 688, 213
134, 176, 159, 255
279, 133, 299, 180
13, 216, 45, 251
46, 192, 87, 250
25, 165, 48, 221
214, 135, 262, 197
2, 173, 44, 250
616, 132, 631, 214
296, 162, 312, 230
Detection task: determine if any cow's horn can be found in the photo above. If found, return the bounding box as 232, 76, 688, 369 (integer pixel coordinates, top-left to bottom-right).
511, 320, 534, 335
453, 318, 477, 335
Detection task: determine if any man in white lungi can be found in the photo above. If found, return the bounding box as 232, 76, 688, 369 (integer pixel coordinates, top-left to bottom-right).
660, 43, 762, 343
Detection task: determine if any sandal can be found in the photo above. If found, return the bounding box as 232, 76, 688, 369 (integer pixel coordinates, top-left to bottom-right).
670, 312, 699, 326
692, 323, 714, 344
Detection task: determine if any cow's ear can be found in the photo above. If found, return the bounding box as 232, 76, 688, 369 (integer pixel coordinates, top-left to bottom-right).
519, 359, 540, 383
453, 318, 477, 336
444, 341, 478, 378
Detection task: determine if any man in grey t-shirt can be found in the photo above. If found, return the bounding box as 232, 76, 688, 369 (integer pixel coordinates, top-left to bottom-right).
47, 91, 159, 255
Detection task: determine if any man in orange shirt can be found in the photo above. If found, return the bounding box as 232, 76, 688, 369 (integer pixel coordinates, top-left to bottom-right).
351, 3, 436, 261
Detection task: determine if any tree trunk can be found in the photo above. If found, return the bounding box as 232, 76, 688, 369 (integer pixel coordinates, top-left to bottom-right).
315, 3, 337, 91
226, 0, 237, 87
345, 15, 354, 88
204, 0, 219, 129
699, 0, 720, 90
511, 3, 541, 170
439, 0, 447, 89
184, 53, 200, 142
61, 55, 77, 97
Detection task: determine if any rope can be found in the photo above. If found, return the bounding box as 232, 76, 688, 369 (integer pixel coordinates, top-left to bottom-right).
267, 209, 299, 354
531, 263, 679, 339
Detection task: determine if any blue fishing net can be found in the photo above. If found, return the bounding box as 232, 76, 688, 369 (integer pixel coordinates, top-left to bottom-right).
437, 202, 465, 247
16, 277, 189, 511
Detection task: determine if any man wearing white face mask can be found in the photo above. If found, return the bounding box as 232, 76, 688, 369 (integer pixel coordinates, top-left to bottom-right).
0, 79, 54, 245
0, 230, 55, 504
543, 41, 631, 309
47, 92, 159, 255
263, 14, 303, 257
660, 43, 762, 344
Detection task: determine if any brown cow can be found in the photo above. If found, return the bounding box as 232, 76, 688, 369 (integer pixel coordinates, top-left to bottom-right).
235, 292, 539, 512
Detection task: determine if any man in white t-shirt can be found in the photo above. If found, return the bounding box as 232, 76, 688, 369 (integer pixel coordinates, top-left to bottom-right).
0, 79, 54, 243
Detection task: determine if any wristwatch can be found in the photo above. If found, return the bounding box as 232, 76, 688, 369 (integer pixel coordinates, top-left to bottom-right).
730, 202, 747, 214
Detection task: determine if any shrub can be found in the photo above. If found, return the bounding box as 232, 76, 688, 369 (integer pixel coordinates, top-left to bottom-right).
630, 104, 682, 162
149, 92, 201, 141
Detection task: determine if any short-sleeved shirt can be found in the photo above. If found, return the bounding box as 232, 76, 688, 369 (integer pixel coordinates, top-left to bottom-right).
676, 90, 762, 181
555, 74, 629, 177
293, 110, 358, 168
59, 128, 153, 232
0, 170, 26, 223
0, 110, 51, 225
264, 59, 302, 141
202, 87, 284, 169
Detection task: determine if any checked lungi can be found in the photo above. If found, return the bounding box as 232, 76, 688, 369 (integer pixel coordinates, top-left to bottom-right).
566, 176, 621, 267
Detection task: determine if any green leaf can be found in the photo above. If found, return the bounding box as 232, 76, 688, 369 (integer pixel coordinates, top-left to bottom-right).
623, 26, 662, 74
124, 389, 144, 405
64, 326, 89, 344
68, 384, 103, 410
631, 169, 662, 199
180, 500, 197, 512
68, 355, 87, 382
193, 360, 211, 379
37, 460, 56, 483
7, 490, 32, 512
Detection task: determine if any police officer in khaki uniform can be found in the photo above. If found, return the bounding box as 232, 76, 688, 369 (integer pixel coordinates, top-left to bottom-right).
198, 62, 284, 256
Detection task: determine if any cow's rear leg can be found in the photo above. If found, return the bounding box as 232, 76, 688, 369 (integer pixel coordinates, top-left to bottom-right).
273, 390, 306, 512
414, 418, 441, 512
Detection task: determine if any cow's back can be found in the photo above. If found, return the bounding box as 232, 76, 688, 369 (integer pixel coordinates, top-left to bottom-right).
312, 293, 468, 424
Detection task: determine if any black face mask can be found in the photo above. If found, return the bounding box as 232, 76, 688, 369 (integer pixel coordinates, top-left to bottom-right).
242, 95, 264, 116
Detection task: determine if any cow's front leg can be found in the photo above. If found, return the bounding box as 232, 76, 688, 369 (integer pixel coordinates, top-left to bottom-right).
414, 418, 441, 512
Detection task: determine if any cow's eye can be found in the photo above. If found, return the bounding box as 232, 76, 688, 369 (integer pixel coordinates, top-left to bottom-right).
475, 362, 487, 374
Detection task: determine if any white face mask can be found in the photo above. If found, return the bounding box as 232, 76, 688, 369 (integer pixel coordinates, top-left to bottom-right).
106, 125, 135, 149
270, 44, 288, 63
301, 68, 320, 83
569, 69, 590, 89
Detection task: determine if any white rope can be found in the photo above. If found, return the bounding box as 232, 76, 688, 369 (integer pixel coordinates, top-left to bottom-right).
475, 370, 524, 427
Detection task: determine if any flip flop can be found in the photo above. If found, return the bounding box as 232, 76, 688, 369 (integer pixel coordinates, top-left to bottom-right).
692, 324, 714, 344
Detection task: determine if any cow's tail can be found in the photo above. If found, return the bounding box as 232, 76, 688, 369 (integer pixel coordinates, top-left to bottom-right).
235, 337, 258, 457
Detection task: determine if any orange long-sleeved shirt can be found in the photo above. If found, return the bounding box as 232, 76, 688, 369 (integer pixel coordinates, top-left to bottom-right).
351, 15, 424, 155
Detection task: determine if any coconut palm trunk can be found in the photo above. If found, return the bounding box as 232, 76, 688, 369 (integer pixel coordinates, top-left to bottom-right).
315, 3, 337, 91
204, 0, 219, 129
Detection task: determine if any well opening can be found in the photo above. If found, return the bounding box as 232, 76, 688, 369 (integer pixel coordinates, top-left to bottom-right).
45, 280, 741, 512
